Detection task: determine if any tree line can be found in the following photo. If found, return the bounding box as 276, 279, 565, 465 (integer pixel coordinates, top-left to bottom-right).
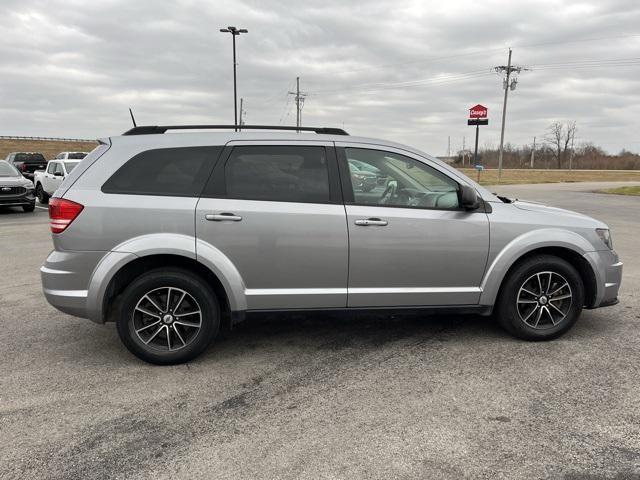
454, 121, 640, 170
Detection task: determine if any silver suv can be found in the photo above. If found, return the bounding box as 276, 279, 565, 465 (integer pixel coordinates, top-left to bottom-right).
41, 125, 622, 364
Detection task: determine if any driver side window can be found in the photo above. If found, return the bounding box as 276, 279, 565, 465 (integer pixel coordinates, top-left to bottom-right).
344, 148, 460, 209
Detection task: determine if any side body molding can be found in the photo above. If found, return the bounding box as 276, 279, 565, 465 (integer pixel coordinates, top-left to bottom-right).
479, 228, 599, 307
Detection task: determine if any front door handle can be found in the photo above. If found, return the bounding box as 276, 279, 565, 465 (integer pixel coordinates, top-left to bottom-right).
205, 213, 243, 222
354, 218, 388, 226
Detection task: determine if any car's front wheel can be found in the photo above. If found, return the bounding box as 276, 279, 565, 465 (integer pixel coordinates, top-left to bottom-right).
36, 183, 49, 204
116, 268, 220, 364
496, 255, 585, 340
22, 203, 35, 212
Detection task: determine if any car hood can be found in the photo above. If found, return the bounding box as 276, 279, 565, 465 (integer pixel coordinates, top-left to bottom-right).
0, 176, 32, 186
513, 200, 606, 228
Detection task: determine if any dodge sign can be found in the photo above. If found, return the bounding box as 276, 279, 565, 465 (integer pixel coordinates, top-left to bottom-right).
469, 104, 488, 119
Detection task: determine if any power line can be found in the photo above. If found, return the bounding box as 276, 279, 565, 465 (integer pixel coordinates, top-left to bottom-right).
309, 69, 494, 96
303, 33, 640, 78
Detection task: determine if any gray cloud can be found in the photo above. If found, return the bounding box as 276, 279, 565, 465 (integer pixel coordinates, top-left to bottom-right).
0, 0, 638, 154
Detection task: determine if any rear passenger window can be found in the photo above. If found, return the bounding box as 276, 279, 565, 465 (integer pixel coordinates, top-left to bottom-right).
102, 147, 221, 196
224, 146, 330, 203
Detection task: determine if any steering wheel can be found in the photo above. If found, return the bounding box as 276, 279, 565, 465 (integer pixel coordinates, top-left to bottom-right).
380, 181, 398, 204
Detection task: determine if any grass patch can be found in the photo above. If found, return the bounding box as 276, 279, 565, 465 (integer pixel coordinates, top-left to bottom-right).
455, 168, 640, 186
597, 186, 640, 196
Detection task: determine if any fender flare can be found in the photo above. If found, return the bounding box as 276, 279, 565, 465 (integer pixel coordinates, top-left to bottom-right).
85, 233, 247, 323
479, 228, 598, 306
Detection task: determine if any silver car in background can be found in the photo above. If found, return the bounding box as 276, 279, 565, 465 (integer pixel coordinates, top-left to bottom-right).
41, 125, 622, 364
0, 160, 36, 212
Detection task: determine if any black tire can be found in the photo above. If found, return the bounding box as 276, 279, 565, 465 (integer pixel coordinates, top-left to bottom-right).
22, 203, 35, 212
496, 255, 584, 341
116, 268, 220, 364
36, 183, 49, 204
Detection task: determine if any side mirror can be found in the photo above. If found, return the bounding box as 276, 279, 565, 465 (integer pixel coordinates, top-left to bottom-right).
54, 171, 63, 177
460, 185, 481, 210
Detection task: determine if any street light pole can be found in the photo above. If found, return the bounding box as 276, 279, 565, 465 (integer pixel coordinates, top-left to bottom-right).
220, 26, 248, 132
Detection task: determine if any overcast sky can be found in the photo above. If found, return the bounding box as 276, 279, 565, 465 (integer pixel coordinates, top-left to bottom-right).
0, 0, 638, 154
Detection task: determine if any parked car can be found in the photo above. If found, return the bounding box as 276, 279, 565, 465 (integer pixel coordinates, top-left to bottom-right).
41, 125, 622, 365
349, 157, 389, 186
0, 160, 36, 212
5, 152, 47, 180
54, 151, 88, 160
33, 159, 81, 204
348, 159, 378, 192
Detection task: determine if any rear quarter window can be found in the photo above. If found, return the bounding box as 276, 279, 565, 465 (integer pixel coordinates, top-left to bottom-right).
101, 146, 222, 197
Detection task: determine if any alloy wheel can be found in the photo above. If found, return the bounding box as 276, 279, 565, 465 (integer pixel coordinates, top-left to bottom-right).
132, 287, 202, 352
516, 271, 573, 329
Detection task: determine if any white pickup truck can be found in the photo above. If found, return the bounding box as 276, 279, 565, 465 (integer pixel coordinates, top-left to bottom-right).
33, 158, 82, 204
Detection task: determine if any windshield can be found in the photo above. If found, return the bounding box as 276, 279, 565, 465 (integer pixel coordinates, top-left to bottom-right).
0, 162, 20, 177
64, 162, 79, 173
67, 153, 87, 160
15, 153, 45, 163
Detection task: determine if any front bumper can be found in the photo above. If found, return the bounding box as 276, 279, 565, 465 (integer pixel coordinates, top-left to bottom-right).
0, 189, 35, 207
584, 249, 623, 308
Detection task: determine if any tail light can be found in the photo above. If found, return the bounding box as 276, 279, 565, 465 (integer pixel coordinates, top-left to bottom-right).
49, 198, 84, 234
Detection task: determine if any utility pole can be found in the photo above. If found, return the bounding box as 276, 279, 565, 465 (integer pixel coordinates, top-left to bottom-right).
447, 136, 451, 157
569, 131, 575, 170
220, 26, 248, 131
288, 76, 307, 131
530, 136, 536, 168
462, 136, 466, 165
495, 49, 527, 181
239, 98, 245, 129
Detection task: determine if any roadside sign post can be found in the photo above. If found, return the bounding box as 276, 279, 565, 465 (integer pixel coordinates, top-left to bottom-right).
468, 104, 488, 182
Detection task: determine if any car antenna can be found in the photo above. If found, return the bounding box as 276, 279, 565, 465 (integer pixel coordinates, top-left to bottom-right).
129, 107, 137, 127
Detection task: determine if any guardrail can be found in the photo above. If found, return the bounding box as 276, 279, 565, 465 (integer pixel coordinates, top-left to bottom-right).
0, 135, 96, 142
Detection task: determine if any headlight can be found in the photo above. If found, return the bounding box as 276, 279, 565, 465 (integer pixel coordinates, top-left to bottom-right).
596, 228, 613, 250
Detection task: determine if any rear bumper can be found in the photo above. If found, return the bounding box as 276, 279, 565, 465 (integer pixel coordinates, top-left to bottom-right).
42, 281, 89, 318
41, 250, 108, 322
41, 249, 135, 323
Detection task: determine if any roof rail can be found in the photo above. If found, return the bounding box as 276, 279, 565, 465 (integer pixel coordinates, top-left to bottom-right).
122, 125, 349, 136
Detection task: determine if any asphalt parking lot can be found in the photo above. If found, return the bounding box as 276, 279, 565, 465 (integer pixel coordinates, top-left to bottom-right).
1, 182, 639, 479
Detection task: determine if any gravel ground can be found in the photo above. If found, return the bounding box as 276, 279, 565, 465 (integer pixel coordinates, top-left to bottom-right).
0, 182, 639, 479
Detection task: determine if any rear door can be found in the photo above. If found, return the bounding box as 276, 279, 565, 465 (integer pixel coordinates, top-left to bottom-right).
337, 144, 490, 307
196, 141, 348, 310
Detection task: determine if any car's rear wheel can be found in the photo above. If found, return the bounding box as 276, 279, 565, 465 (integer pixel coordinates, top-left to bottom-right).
36, 183, 49, 204
116, 268, 220, 364
496, 255, 584, 340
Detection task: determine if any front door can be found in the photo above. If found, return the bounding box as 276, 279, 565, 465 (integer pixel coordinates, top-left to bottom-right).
196, 142, 348, 310
337, 145, 490, 307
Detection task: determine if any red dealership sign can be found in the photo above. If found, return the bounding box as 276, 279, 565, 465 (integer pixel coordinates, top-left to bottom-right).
469, 104, 488, 119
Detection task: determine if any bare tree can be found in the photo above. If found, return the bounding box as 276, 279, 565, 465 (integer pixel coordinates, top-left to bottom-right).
545, 121, 577, 168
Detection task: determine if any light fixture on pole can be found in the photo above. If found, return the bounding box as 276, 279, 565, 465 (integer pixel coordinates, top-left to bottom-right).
219, 26, 248, 131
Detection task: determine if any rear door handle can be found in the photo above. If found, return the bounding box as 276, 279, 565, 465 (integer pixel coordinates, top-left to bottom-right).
354, 218, 388, 226
205, 213, 243, 222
